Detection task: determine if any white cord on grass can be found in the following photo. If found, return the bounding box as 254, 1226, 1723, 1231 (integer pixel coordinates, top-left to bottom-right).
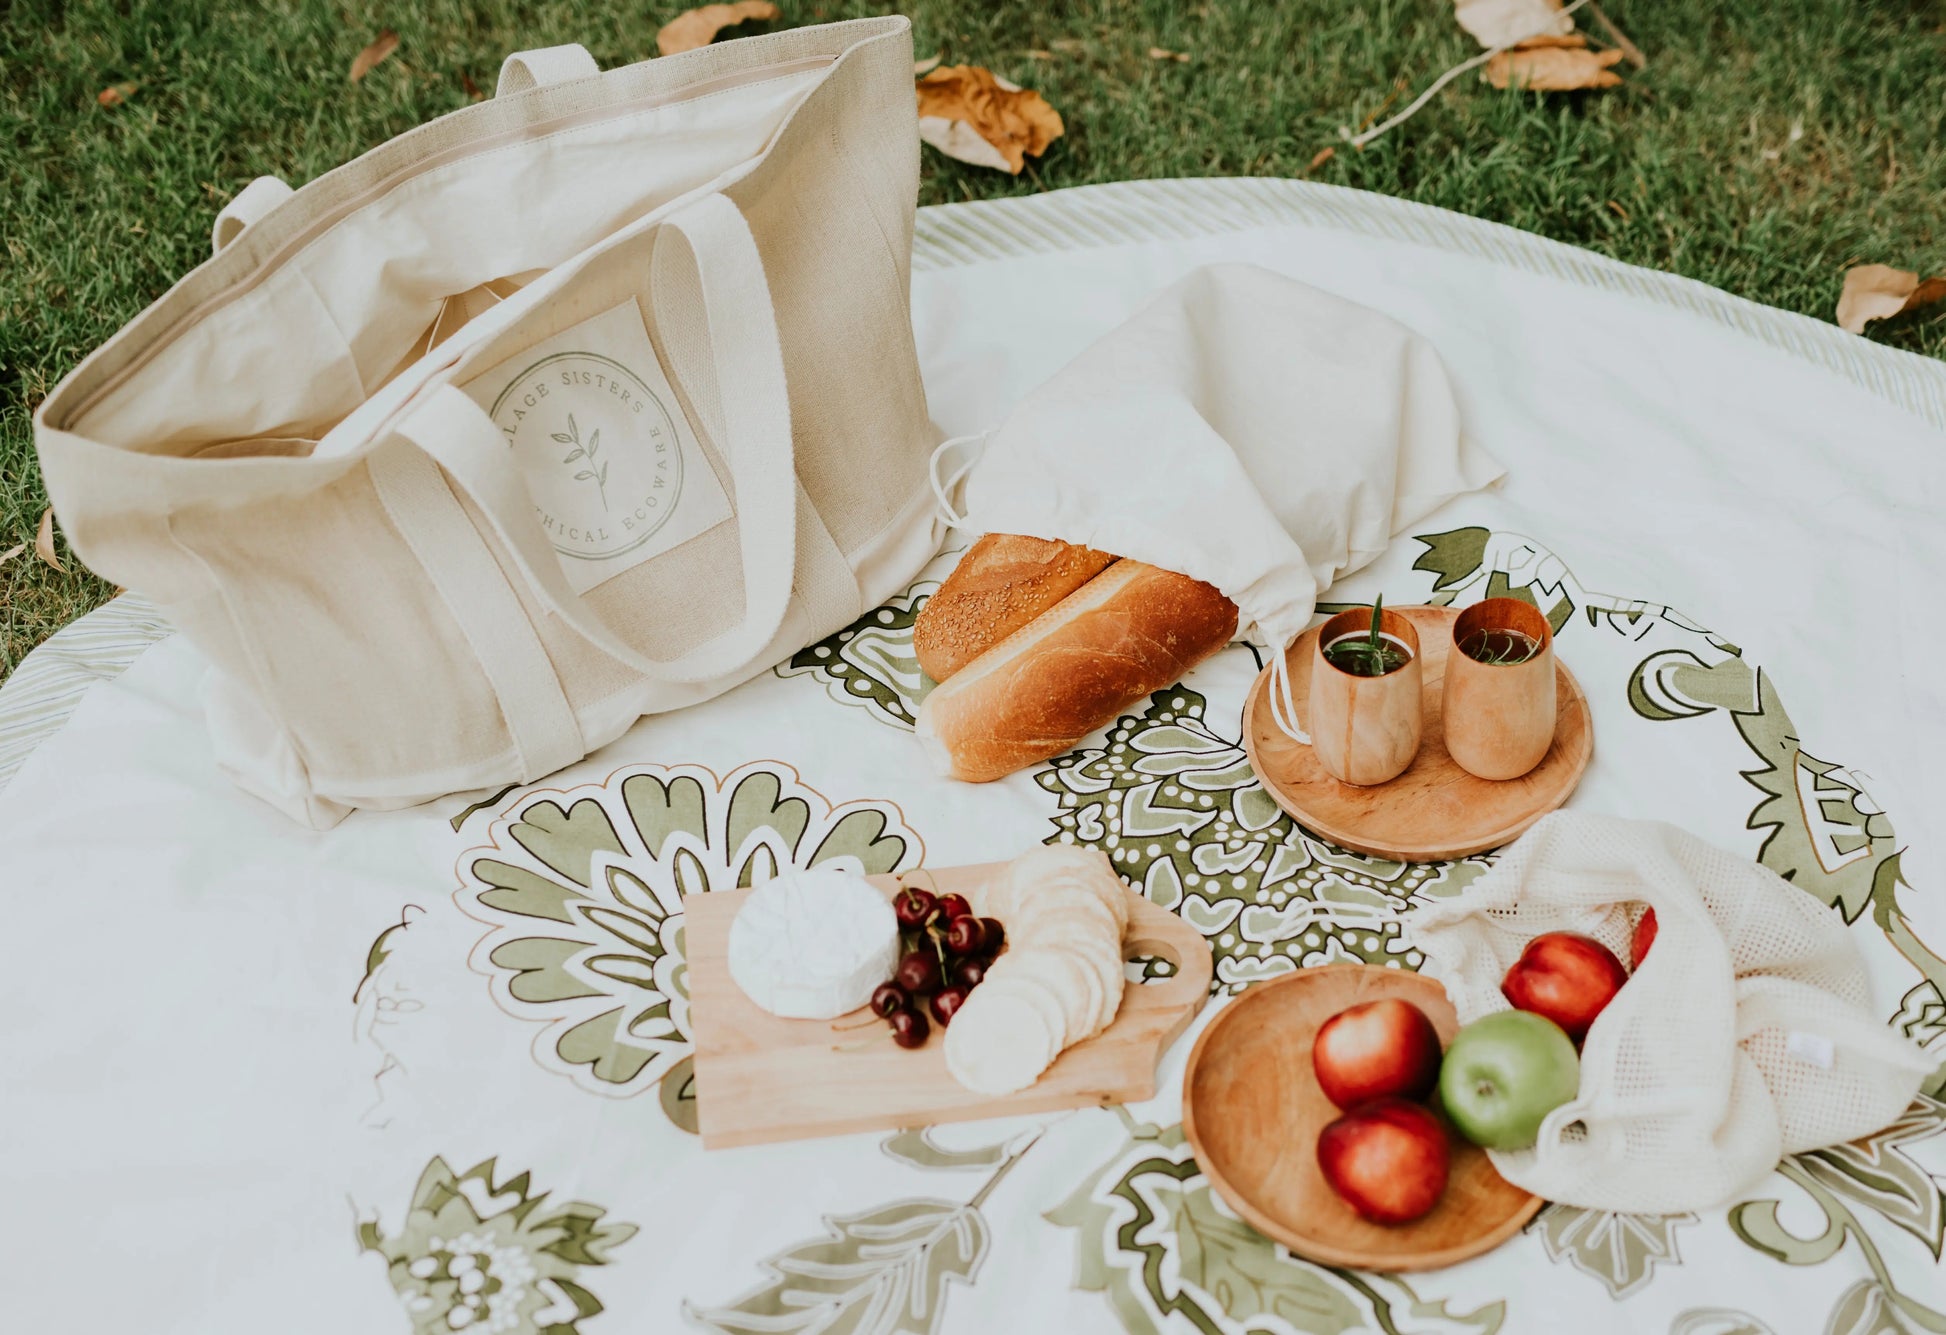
1339, 0, 1595, 150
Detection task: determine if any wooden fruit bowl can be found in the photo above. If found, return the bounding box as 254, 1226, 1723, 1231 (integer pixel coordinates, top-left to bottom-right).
1181, 963, 1542, 1271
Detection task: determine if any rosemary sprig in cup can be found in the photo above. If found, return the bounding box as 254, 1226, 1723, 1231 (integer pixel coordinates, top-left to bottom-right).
1459, 627, 1542, 665
1323, 595, 1410, 677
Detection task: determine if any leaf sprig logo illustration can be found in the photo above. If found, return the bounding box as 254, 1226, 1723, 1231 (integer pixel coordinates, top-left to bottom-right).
553, 413, 609, 510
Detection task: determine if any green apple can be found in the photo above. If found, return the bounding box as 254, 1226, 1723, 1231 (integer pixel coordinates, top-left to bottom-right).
1438, 1010, 1580, 1150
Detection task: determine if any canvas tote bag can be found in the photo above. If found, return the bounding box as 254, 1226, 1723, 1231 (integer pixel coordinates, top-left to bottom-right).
34, 18, 941, 828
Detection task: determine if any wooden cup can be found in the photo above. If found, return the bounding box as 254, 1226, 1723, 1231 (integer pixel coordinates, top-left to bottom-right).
1305, 608, 1423, 786
1442, 598, 1556, 781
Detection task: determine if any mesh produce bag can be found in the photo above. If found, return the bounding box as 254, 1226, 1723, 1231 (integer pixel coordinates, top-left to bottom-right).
1412, 812, 1932, 1213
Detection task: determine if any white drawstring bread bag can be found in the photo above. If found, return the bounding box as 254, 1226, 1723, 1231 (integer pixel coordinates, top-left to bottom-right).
933, 263, 1505, 691
1413, 812, 1933, 1213
35, 19, 940, 828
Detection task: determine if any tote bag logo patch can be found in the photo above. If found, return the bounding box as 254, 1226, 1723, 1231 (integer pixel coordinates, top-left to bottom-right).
467, 300, 733, 595
491, 353, 684, 556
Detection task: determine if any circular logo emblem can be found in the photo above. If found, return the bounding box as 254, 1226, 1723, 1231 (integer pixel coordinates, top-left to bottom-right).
488, 351, 686, 563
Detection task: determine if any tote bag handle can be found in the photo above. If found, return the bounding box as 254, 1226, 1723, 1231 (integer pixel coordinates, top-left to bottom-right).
391, 191, 800, 690
496, 44, 601, 95
211, 176, 296, 256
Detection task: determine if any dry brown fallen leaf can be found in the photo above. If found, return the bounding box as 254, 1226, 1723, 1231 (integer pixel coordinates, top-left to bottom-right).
1485, 33, 1623, 90
1514, 33, 1593, 48
35, 508, 64, 573
97, 81, 138, 107
1148, 46, 1190, 63
0, 543, 24, 571
350, 29, 399, 83
914, 53, 943, 76
1308, 146, 1336, 171
1454, 0, 1574, 48
657, 2, 779, 57
460, 70, 483, 101
1836, 264, 1946, 335
916, 65, 1063, 174
1585, 2, 1646, 68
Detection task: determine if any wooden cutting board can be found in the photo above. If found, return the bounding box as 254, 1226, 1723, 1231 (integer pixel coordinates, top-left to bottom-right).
1241, 604, 1592, 862
685, 861, 1213, 1149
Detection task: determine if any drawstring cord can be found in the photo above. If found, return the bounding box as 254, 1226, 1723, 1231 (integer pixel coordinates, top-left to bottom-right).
928, 433, 987, 529
1266, 633, 1311, 745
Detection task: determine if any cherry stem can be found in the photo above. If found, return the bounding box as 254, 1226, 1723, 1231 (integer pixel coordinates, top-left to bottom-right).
830, 1032, 892, 1054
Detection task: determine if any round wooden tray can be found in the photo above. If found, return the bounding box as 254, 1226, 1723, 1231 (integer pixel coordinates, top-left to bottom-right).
1241, 604, 1591, 862
1181, 964, 1542, 1272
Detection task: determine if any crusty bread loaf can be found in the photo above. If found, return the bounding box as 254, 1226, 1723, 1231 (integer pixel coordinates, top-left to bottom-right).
915, 561, 1238, 783
913, 534, 1119, 681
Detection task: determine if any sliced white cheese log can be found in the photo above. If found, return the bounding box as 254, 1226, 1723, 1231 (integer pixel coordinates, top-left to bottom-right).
1015, 888, 1121, 945
971, 860, 1021, 921
1041, 927, 1123, 1034
1076, 937, 1126, 1035
945, 977, 1063, 1095
727, 867, 898, 1020
994, 844, 1129, 935
1008, 947, 1097, 1042
946, 845, 1133, 1097
982, 953, 1073, 1047
1049, 849, 1131, 935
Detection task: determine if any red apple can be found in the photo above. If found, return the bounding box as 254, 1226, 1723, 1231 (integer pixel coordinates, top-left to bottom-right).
1311, 998, 1443, 1110
1631, 909, 1657, 969
1502, 932, 1628, 1043
1316, 1098, 1450, 1225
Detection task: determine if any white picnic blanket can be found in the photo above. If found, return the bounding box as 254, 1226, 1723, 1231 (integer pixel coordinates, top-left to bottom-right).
3, 178, 1944, 1335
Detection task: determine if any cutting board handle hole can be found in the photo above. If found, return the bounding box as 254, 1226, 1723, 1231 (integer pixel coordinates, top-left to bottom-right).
1125, 936, 1183, 986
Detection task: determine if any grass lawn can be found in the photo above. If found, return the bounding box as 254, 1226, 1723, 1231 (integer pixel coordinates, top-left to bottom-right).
3, 0, 1943, 676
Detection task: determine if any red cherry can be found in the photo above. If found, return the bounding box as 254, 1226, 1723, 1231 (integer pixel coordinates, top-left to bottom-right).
1631, 909, 1658, 969
952, 957, 987, 989
936, 893, 973, 922
894, 949, 942, 996
869, 982, 907, 1018
894, 887, 937, 931
929, 986, 969, 1027
980, 918, 1006, 953
889, 1008, 930, 1049
944, 914, 987, 957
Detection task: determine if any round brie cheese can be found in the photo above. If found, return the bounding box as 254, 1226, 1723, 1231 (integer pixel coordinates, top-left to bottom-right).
727, 867, 900, 1020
